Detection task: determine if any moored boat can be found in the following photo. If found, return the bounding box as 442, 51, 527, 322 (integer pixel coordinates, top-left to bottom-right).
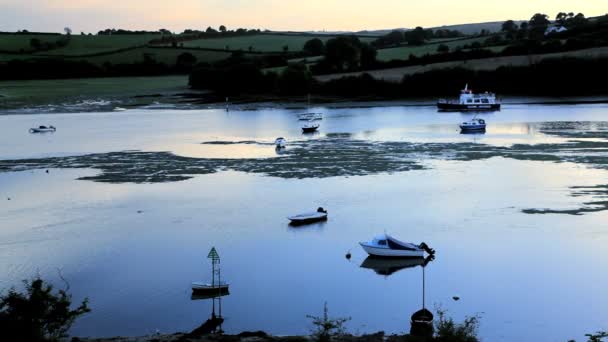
192, 247, 229, 297
438, 84, 500, 112
459, 118, 486, 132
275, 137, 287, 148
302, 122, 320, 133
29, 125, 56, 133
359, 234, 434, 258
288, 207, 328, 225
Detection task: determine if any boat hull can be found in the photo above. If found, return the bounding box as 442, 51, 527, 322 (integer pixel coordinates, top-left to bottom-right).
302, 126, 319, 133
459, 125, 486, 132
288, 214, 327, 226
192, 283, 229, 294
438, 103, 500, 112
359, 243, 424, 258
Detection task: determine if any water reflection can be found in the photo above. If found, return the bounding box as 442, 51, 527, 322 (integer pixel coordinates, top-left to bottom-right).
187, 296, 226, 336
410, 256, 434, 338
360, 256, 432, 277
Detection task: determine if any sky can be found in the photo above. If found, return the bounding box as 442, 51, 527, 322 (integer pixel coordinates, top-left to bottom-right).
0, 0, 606, 33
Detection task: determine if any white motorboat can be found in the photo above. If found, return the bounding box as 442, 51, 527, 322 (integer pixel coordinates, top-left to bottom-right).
113, 107, 127, 112
29, 125, 56, 133
288, 207, 328, 225
459, 117, 486, 132
275, 137, 287, 148
302, 122, 320, 133
438, 84, 501, 112
359, 234, 433, 258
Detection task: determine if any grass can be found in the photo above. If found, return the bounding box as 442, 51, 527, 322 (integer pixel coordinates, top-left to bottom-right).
83, 47, 232, 65
179, 34, 375, 52
0, 34, 62, 52
35, 34, 162, 56
376, 36, 489, 61
0, 75, 189, 108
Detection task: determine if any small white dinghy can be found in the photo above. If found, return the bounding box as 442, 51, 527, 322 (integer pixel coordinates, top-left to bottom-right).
360, 234, 434, 258
275, 137, 287, 149
459, 117, 486, 132
288, 207, 328, 225
192, 247, 229, 297
29, 125, 56, 133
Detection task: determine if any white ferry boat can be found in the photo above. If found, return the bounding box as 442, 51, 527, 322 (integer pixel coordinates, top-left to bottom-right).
437, 84, 501, 112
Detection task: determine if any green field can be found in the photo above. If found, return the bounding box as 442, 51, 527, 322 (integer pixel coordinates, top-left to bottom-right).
0, 75, 190, 109
377, 36, 489, 61
84, 47, 232, 65
0, 34, 62, 52
35, 34, 162, 56
180, 34, 375, 52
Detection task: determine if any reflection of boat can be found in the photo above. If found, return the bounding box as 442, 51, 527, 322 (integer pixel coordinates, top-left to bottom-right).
410, 255, 434, 338
438, 84, 501, 112
460, 118, 486, 133
359, 234, 434, 258
288, 207, 328, 225
29, 125, 56, 133
360, 255, 433, 276
192, 247, 229, 296
302, 122, 320, 133
275, 137, 287, 148
298, 112, 323, 121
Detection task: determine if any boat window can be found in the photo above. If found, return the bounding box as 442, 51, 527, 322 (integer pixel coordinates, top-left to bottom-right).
378, 240, 387, 246
482, 99, 489, 103
467, 99, 472, 103
474, 99, 480, 103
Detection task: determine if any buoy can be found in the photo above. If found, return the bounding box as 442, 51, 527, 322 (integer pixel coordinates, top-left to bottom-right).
345, 251, 351, 260
45, 170, 49, 173
452, 296, 460, 301
7, 197, 10, 201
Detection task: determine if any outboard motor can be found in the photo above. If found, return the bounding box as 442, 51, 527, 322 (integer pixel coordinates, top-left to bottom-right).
316, 207, 327, 214
419, 242, 435, 255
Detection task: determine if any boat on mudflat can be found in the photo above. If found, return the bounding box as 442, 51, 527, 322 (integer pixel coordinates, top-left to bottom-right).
275, 137, 287, 148
438, 84, 500, 112
302, 122, 320, 133
359, 234, 434, 258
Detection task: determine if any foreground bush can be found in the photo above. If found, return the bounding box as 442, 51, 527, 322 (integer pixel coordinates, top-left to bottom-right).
0, 276, 90, 342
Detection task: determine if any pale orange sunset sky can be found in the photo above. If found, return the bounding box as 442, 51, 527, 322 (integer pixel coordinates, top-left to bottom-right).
0, 0, 606, 33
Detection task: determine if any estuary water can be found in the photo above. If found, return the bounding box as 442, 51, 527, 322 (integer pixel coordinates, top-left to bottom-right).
1, 103, 607, 341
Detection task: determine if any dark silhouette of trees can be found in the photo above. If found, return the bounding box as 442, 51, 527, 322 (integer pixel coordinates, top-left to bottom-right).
437, 44, 450, 53
0, 277, 90, 342
360, 43, 377, 69
529, 13, 550, 39
324, 36, 362, 71
219, 25, 227, 33
501, 20, 518, 33
404, 27, 426, 45
303, 38, 325, 56
278, 63, 313, 95
176, 52, 197, 71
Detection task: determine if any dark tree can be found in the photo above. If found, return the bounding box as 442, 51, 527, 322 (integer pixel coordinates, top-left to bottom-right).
324, 36, 362, 71
29, 38, 42, 50
219, 25, 227, 33
437, 44, 450, 53
176, 52, 197, 70
278, 63, 313, 95
303, 38, 325, 56
0, 277, 90, 342
529, 13, 550, 39
359, 43, 377, 69
404, 27, 426, 45
501, 20, 518, 33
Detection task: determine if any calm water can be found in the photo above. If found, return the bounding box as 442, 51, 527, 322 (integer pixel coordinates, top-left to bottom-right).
1, 104, 607, 342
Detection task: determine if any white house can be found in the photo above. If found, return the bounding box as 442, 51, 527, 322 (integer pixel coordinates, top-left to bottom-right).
545, 26, 568, 35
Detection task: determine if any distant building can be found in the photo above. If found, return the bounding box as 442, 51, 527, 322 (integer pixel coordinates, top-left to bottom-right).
545, 26, 568, 35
